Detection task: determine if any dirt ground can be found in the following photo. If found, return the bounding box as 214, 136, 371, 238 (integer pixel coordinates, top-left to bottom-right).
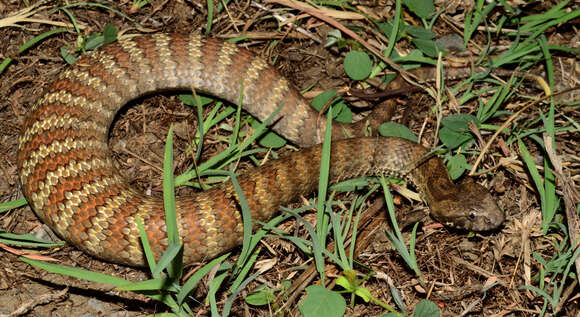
0, 0, 579, 316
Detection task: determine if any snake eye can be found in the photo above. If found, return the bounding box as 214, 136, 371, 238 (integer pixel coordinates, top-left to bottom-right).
469, 212, 476, 220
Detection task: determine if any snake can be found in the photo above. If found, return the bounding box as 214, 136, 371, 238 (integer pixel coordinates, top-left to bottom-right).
17, 33, 504, 267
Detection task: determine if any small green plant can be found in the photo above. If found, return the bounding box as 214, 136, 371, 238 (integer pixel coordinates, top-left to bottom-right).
245, 281, 290, 310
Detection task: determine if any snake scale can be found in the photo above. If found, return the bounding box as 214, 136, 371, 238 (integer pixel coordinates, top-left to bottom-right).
17, 33, 504, 267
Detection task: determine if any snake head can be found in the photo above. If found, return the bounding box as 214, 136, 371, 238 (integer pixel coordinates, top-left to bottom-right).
430, 183, 504, 232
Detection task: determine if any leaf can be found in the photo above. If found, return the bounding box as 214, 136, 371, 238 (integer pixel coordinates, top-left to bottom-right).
446, 153, 467, 180
60, 46, 78, 64
379, 122, 418, 142
178, 253, 230, 304
84, 33, 104, 50
0, 198, 27, 213
116, 277, 170, 291
439, 126, 473, 149
411, 38, 446, 57
439, 114, 480, 149
258, 131, 287, 148
403, 0, 435, 19
441, 114, 480, 131
0, 230, 64, 248
18, 28, 67, 54
378, 20, 407, 41
179, 94, 214, 107
335, 275, 353, 291
251, 120, 286, 148
330, 177, 371, 192
354, 287, 372, 302
406, 25, 436, 40
245, 288, 275, 306
312, 90, 338, 111
325, 29, 342, 48
311, 91, 352, 123
336, 271, 373, 303
332, 102, 353, 123
412, 300, 440, 317
344, 51, 372, 80
298, 285, 346, 317
103, 24, 118, 45
21, 258, 131, 287
152, 243, 183, 277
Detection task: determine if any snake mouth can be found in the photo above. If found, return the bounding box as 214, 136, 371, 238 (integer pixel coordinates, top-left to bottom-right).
436, 182, 504, 232
429, 188, 504, 232
442, 205, 505, 232
468, 214, 505, 232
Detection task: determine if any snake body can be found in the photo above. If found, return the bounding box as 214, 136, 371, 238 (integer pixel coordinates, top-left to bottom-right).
17, 33, 504, 267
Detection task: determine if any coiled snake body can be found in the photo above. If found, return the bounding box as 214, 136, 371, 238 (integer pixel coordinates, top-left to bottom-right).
17, 33, 504, 267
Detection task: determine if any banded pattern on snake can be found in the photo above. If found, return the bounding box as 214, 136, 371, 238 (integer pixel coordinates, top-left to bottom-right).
17, 33, 504, 267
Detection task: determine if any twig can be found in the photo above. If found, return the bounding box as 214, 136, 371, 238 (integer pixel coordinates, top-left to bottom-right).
469, 87, 580, 175
543, 134, 580, 288
274, 197, 385, 315
251, 1, 322, 44
0, 288, 68, 317
265, 0, 422, 87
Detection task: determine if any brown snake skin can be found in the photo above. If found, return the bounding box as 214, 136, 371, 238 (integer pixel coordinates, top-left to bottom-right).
17, 33, 504, 267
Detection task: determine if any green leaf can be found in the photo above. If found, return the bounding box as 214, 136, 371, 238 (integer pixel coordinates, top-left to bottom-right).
298, 285, 346, 317
412, 300, 440, 317
116, 277, 171, 291
162, 125, 183, 280
0, 230, 64, 248
354, 287, 372, 302
332, 102, 353, 123
312, 90, 338, 111
208, 262, 231, 315
325, 29, 342, 48
18, 28, 67, 54
330, 177, 371, 192
60, 46, 78, 64
103, 24, 118, 45
439, 114, 479, 149
179, 94, 214, 107
344, 51, 372, 80
163, 125, 179, 244
335, 275, 353, 291
245, 288, 275, 306
311, 90, 352, 123
314, 109, 334, 282
177, 253, 229, 304
406, 25, 436, 40
441, 114, 480, 132
21, 258, 130, 287
135, 215, 157, 273
446, 153, 468, 180
378, 20, 406, 41
152, 243, 183, 277
439, 126, 473, 149
250, 120, 286, 148
258, 131, 286, 148
411, 38, 446, 57
379, 122, 418, 142
0, 57, 13, 76
403, 0, 435, 19
0, 198, 27, 213
83, 33, 104, 50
